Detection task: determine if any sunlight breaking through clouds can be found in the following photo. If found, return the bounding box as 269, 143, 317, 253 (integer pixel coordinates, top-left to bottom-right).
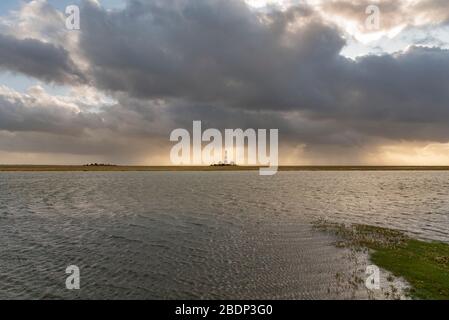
0, 0, 448, 165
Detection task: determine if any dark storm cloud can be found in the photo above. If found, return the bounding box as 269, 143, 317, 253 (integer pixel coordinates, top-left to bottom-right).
74, 0, 449, 142
0, 33, 85, 84
302, 46, 449, 127
79, 0, 346, 110
348, 46, 449, 123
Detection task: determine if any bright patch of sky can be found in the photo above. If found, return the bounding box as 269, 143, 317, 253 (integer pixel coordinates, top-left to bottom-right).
0, 0, 21, 13
46, 0, 126, 11
0, 0, 126, 14
342, 25, 449, 58
0, 71, 70, 96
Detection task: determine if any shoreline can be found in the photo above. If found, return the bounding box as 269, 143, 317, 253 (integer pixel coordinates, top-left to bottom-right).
314, 220, 449, 299
2, 165, 449, 172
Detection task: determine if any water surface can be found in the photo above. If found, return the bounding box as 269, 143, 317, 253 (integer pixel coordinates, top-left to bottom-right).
1, 171, 448, 299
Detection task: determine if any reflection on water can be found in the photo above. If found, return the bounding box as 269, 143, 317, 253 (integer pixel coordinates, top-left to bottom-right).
0, 171, 448, 299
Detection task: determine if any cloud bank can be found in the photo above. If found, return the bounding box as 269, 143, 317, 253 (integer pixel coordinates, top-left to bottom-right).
0, 0, 449, 165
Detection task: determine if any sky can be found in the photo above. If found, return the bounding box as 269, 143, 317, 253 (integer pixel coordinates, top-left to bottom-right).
1, 0, 449, 165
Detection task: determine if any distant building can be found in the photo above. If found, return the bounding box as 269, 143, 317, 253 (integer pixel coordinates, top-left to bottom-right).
210, 151, 237, 166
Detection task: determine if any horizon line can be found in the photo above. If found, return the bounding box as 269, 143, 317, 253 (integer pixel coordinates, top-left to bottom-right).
2, 164, 449, 172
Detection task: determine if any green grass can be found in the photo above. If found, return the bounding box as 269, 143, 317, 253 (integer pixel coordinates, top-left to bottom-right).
314, 220, 449, 299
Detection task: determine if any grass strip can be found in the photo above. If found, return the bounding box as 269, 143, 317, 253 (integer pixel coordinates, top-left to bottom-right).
314, 219, 449, 299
